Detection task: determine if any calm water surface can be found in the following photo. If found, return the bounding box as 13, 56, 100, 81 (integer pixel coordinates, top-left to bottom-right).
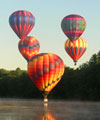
0, 99, 100, 120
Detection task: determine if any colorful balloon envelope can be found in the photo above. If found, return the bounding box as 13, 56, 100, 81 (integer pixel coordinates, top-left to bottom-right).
9, 10, 35, 39
18, 36, 40, 62
61, 14, 86, 43
65, 37, 87, 65
28, 53, 65, 100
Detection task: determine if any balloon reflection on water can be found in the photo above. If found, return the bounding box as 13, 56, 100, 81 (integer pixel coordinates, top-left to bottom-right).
36, 112, 56, 120
36, 105, 56, 120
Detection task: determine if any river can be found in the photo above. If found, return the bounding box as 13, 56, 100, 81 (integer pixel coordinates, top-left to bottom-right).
0, 99, 100, 120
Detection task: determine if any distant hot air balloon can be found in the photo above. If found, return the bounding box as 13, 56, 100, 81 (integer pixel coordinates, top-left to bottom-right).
61, 14, 86, 43
18, 36, 40, 62
9, 10, 35, 39
28, 53, 65, 102
64, 37, 87, 65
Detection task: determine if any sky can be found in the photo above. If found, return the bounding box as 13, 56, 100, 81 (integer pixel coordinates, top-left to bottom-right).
0, 0, 100, 70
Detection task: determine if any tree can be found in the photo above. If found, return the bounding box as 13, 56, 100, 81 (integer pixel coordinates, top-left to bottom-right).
96, 51, 100, 64
89, 54, 97, 66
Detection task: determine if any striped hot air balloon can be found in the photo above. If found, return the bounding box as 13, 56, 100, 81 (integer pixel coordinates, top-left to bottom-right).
9, 10, 35, 39
18, 36, 40, 62
64, 37, 87, 65
28, 53, 65, 101
61, 14, 86, 43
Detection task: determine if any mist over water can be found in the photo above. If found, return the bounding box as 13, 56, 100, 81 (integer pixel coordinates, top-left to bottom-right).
0, 99, 100, 120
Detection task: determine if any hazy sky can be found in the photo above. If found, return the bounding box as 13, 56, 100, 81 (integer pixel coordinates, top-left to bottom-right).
0, 0, 100, 70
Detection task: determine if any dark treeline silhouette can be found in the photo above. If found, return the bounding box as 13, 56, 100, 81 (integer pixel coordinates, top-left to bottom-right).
0, 51, 100, 101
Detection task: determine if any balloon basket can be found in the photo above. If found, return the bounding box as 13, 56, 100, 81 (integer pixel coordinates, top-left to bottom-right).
41, 91, 49, 107
74, 62, 77, 65
74, 60, 77, 66
43, 96, 48, 107
44, 97, 48, 103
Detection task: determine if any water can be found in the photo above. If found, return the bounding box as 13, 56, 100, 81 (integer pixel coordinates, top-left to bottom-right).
0, 99, 100, 120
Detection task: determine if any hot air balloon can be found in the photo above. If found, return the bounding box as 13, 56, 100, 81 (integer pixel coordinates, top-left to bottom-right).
61, 14, 86, 43
64, 37, 87, 65
18, 36, 40, 62
28, 53, 65, 102
9, 10, 35, 39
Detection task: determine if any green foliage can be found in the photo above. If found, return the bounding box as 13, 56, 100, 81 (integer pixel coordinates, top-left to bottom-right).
0, 51, 100, 101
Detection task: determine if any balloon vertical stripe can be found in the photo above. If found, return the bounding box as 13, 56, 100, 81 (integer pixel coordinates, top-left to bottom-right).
78, 38, 84, 58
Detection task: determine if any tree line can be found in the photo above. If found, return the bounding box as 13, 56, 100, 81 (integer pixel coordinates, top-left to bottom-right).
0, 51, 100, 101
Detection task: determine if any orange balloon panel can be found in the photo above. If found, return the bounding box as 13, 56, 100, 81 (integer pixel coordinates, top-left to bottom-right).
28, 53, 65, 93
